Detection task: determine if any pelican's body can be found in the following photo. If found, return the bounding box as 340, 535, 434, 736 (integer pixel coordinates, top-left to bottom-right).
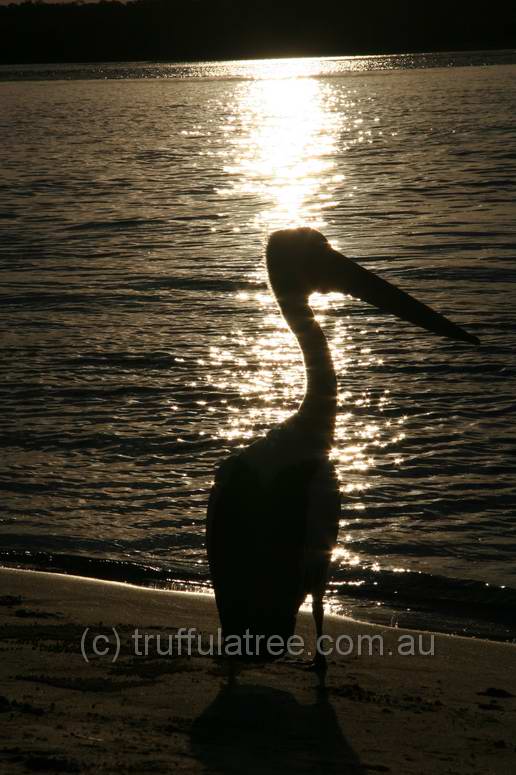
207, 228, 478, 667
207, 394, 340, 653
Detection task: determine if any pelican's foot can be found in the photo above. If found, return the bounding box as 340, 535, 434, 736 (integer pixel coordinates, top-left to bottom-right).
279, 653, 328, 680
306, 651, 328, 676
278, 656, 309, 669
210, 656, 241, 684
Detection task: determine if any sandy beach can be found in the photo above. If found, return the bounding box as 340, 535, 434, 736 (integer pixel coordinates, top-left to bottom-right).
0, 567, 515, 773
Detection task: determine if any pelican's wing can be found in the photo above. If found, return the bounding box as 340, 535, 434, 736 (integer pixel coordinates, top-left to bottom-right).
303, 461, 341, 599
207, 453, 324, 648
207, 454, 264, 611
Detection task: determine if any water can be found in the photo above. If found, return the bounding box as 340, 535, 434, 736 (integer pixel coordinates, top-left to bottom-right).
1, 52, 515, 640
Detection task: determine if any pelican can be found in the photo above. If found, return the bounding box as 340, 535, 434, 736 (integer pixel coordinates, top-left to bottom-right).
207, 227, 478, 670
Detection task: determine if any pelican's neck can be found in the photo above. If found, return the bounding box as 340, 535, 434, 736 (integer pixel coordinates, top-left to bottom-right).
278, 293, 337, 451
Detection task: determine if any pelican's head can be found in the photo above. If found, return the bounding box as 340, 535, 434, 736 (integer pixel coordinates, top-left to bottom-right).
266, 227, 332, 298
266, 227, 479, 345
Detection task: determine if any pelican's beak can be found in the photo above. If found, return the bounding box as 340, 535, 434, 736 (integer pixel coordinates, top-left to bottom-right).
328, 248, 479, 345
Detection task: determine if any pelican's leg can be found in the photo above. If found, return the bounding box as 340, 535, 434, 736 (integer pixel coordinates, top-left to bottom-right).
226, 657, 238, 690
310, 594, 328, 679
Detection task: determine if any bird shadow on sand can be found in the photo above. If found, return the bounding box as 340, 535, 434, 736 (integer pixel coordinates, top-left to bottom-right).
190, 680, 365, 774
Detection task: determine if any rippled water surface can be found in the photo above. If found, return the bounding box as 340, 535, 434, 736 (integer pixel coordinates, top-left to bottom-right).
1, 53, 515, 638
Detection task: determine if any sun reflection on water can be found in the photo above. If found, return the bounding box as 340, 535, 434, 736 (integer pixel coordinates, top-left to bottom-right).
208, 60, 409, 577
221, 75, 341, 231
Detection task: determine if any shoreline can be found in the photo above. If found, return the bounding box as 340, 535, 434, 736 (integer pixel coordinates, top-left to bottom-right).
1, 554, 514, 644
1, 567, 516, 773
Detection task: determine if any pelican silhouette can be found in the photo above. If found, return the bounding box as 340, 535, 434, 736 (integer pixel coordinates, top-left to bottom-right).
207, 227, 478, 670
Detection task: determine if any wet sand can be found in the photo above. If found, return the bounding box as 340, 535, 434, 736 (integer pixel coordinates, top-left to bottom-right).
1, 567, 515, 774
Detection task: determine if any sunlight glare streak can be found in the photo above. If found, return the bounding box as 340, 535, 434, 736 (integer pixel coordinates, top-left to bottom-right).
227, 73, 339, 230
208, 61, 411, 576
